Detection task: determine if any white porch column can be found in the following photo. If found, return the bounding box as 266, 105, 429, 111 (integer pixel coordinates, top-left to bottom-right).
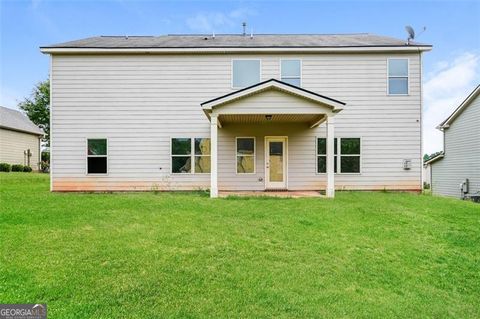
326, 115, 335, 198
210, 114, 218, 198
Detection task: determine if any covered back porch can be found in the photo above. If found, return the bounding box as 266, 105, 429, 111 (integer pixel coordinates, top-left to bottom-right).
201, 79, 345, 198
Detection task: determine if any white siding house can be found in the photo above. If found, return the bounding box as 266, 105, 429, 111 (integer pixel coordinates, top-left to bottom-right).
40, 34, 431, 197
427, 85, 480, 198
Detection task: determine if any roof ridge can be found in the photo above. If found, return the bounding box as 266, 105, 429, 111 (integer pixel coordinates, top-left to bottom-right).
100, 35, 155, 38
165, 33, 371, 36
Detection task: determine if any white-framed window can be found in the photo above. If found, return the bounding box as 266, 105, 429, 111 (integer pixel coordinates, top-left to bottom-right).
236, 137, 255, 174
171, 138, 211, 174
316, 137, 361, 174
87, 138, 107, 174
281, 59, 301, 86
232, 59, 261, 88
388, 58, 409, 95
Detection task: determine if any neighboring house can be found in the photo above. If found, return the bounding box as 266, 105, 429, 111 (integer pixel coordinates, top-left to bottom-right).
425, 85, 480, 198
40, 33, 431, 197
0, 106, 44, 170
422, 161, 431, 188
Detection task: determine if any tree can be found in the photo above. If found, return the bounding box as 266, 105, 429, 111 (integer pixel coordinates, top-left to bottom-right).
18, 79, 50, 145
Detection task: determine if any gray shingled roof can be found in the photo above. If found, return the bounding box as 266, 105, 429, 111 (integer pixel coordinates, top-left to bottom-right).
41, 33, 429, 49
0, 106, 44, 135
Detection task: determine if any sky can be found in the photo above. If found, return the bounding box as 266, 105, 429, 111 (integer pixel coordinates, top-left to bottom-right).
1, 0, 479, 155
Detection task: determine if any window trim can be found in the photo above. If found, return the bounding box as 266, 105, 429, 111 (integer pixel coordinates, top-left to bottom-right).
86, 137, 108, 176
387, 58, 409, 96
280, 58, 302, 87
170, 137, 211, 175
231, 59, 262, 89
315, 136, 362, 175
235, 136, 256, 174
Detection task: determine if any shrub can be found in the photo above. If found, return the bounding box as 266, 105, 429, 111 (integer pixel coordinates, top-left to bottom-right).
23, 166, 33, 172
0, 163, 11, 172
11, 164, 25, 172
40, 161, 49, 173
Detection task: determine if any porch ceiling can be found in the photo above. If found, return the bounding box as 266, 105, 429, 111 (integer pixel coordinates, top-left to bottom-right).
219, 113, 325, 126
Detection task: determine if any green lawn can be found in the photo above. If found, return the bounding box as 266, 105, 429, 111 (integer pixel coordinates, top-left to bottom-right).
1, 173, 479, 318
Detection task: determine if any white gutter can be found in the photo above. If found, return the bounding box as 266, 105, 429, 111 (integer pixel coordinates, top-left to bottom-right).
40, 46, 432, 54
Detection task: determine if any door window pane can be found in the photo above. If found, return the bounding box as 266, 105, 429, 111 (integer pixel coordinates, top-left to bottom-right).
269, 141, 283, 156
269, 142, 283, 182
232, 60, 260, 88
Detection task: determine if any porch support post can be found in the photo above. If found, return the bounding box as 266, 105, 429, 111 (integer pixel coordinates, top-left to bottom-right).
210, 114, 218, 198
326, 115, 335, 198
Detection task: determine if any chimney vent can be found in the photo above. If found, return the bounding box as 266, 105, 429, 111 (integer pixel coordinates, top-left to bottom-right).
242, 22, 246, 36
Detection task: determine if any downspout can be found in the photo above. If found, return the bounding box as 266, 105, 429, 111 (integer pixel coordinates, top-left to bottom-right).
49, 55, 53, 190
419, 48, 423, 191
38, 135, 41, 171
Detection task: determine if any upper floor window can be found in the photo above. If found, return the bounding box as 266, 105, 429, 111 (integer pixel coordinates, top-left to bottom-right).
281, 59, 301, 86
232, 60, 260, 88
388, 59, 409, 95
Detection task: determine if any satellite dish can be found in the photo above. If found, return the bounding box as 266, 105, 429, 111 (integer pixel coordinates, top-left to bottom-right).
405, 25, 415, 44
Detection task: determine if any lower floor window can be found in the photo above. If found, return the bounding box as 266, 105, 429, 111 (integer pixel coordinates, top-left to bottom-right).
317, 137, 361, 173
236, 137, 255, 173
171, 138, 211, 174
87, 138, 107, 174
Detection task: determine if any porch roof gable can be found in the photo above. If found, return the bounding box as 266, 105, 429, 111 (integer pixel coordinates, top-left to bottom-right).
201, 79, 345, 113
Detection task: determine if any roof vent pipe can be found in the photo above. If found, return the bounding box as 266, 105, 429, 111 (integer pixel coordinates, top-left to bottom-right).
212, 31, 215, 39
242, 22, 246, 36
250, 29, 253, 39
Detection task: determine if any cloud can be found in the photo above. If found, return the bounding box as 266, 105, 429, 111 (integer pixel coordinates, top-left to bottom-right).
186, 8, 256, 33
423, 52, 480, 155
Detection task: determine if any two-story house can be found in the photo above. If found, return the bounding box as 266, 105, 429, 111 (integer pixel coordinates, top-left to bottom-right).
425, 85, 480, 199
40, 33, 431, 197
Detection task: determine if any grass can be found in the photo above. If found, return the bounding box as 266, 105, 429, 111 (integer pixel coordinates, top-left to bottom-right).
0, 173, 479, 318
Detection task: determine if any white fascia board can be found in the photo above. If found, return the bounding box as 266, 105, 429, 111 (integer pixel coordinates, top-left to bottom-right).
40, 46, 432, 54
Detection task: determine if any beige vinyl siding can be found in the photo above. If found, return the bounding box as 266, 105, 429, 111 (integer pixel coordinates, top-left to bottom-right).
50, 53, 421, 191
431, 95, 480, 197
0, 128, 41, 170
